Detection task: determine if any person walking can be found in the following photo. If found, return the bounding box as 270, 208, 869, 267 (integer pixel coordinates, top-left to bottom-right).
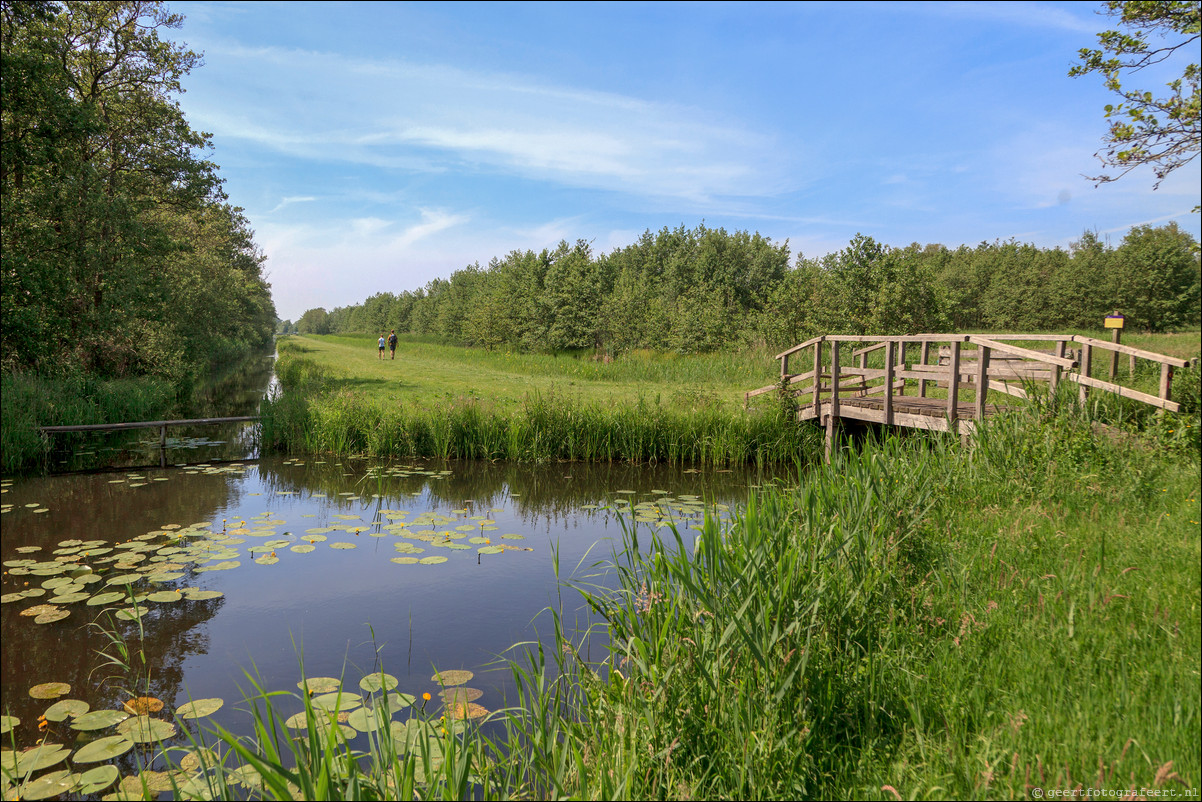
378, 333, 386, 359
388, 329, 398, 360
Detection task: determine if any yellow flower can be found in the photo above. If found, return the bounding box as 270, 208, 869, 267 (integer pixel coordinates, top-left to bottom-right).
422, 692, 431, 701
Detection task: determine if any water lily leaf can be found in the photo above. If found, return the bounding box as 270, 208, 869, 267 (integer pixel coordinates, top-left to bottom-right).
439, 687, 484, 704
12, 769, 76, 799
329, 542, 356, 550
195, 560, 240, 572
290, 544, 315, 553
181, 590, 223, 601
44, 699, 88, 722
390, 557, 419, 564
226, 764, 262, 790
105, 574, 144, 587
284, 711, 309, 729
51, 592, 91, 604
116, 715, 176, 743
20, 603, 61, 617
358, 674, 398, 693
123, 697, 164, 715
0, 715, 19, 734
29, 682, 70, 699
430, 669, 473, 686
1, 592, 26, 603
176, 698, 223, 720
345, 706, 386, 732
477, 546, 503, 555
253, 555, 280, 565
6, 742, 70, 775
146, 591, 182, 603
177, 746, 221, 772
419, 555, 447, 565
87, 591, 126, 606
445, 702, 489, 720
297, 677, 341, 694
146, 572, 184, 582
501, 534, 525, 540
76, 764, 120, 794
70, 709, 129, 730
310, 692, 361, 712
115, 606, 149, 621
73, 735, 134, 763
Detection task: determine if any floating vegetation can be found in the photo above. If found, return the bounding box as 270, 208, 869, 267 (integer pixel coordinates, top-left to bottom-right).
28, 682, 70, 699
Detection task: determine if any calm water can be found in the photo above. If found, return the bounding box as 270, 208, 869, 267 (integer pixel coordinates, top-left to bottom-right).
1, 455, 787, 780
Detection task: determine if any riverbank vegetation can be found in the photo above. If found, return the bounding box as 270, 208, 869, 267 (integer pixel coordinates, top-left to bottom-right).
88, 399, 1196, 800
1, 1, 276, 471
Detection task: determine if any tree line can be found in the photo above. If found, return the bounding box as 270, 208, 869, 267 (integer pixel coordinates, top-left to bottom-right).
292, 221, 1199, 354
1, 0, 276, 384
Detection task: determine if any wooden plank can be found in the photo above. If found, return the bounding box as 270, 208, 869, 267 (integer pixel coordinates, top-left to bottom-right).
1072, 335, 1189, 368
775, 335, 825, 361
974, 334, 1071, 342
989, 381, 1029, 400
40, 416, 260, 434
966, 336, 1077, 369
852, 341, 888, 358
1051, 340, 1066, 392
1079, 342, 1092, 406
1159, 363, 1173, 417
1065, 371, 1180, 412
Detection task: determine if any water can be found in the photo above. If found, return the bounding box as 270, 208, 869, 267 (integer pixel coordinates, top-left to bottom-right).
0, 455, 787, 789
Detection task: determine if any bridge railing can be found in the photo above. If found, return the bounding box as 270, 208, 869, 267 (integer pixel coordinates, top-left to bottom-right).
746, 333, 1187, 420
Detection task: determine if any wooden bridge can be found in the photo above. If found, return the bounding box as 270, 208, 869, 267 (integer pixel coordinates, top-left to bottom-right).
745, 333, 1191, 459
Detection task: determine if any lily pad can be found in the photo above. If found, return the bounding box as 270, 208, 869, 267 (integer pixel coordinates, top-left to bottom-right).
115, 606, 149, 621
0, 715, 19, 734
29, 682, 71, 699
146, 590, 182, 603
254, 555, 280, 565
44, 699, 89, 722
390, 557, 419, 564
358, 673, 398, 693
440, 687, 484, 704
329, 542, 357, 550
73, 735, 134, 763
5, 742, 70, 775
123, 696, 164, 715
310, 692, 362, 712
419, 555, 448, 565
477, 546, 504, 555
176, 698, 223, 720
13, 769, 76, 799
298, 677, 341, 694
70, 709, 129, 731
34, 608, 71, 624
445, 702, 489, 720
116, 715, 176, 743
181, 589, 223, 601
430, 669, 473, 686
76, 764, 120, 794
290, 544, 315, 553
86, 591, 126, 607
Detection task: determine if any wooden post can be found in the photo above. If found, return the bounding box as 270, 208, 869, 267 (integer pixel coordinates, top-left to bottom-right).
1078, 343, 1092, 406
1158, 363, 1173, 417
947, 340, 961, 428
1109, 328, 1120, 381
830, 340, 841, 421
824, 413, 834, 464
1129, 353, 1136, 377
812, 339, 823, 419
160, 425, 167, 449
897, 340, 906, 397
884, 340, 895, 426
975, 345, 991, 420
919, 341, 930, 398
858, 349, 867, 371
1051, 340, 1066, 393
781, 352, 790, 382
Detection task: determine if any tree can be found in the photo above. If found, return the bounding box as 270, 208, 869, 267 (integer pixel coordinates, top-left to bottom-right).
1070, 1, 1200, 192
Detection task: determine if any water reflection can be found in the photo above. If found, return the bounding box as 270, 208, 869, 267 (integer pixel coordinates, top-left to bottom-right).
1, 456, 790, 778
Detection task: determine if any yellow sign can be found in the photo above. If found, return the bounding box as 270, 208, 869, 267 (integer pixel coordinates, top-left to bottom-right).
1104, 315, 1124, 329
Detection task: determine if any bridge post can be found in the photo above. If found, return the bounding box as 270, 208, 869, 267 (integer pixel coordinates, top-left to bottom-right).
884, 340, 895, 426
1051, 340, 1066, 392
1078, 343, 1092, 406
830, 340, 841, 421
946, 340, 961, 429
824, 413, 834, 463
812, 339, 823, 420
919, 341, 930, 398
975, 345, 991, 420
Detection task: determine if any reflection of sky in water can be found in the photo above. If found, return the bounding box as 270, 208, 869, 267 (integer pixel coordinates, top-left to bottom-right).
1, 458, 786, 750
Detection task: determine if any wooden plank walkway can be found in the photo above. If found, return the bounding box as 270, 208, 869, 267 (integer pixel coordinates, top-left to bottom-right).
746, 332, 1189, 461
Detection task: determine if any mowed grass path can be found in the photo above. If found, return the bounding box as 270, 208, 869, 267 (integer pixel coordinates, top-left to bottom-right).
284, 335, 778, 410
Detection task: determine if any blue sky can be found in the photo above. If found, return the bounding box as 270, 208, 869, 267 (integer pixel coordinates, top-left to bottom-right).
167, 1, 1201, 321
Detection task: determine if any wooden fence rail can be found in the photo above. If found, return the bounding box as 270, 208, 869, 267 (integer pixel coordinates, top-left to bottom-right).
747, 333, 1189, 462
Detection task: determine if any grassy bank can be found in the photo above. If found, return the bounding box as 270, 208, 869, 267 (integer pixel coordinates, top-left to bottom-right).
0, 372, 177, 473
262, 336, 814, 466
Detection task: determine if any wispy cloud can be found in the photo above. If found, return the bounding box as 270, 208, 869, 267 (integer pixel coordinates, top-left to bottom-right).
267, 195, 317, 213
186, 42, 794, 203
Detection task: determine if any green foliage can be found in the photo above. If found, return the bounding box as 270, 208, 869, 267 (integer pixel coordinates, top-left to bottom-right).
1070, 0, 1201, 190
1, 1, 276, 381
